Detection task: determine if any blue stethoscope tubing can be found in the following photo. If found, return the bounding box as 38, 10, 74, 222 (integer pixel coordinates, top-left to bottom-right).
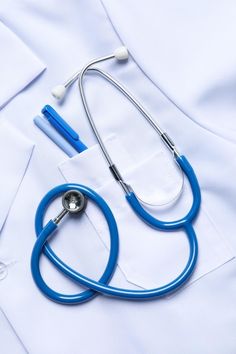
31, 154, 201, 304
32, 184, 119, 304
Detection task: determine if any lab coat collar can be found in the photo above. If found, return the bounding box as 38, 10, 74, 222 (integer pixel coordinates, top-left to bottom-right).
0, 20, 45, 109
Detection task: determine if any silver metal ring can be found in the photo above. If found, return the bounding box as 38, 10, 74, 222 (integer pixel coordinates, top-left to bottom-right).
62, 190, 87, 213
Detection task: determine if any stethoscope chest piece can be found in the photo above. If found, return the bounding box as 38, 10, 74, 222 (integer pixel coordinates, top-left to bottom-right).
32, 180, 200, 305
53, 189, 87, 225
31, 183, 119, 304
62, 190, 87, 213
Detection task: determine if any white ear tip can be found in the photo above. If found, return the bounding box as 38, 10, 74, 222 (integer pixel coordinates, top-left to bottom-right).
114, 46, 129, 60
51, 84, 66, 100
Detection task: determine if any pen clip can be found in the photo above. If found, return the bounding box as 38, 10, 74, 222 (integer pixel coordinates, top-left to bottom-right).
42, 105, 79, 141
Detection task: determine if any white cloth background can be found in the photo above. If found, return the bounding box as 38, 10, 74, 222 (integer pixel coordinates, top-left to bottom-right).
0, 19, 45, 353
101, 0, 236, 142
0, 1, 235, 354
0, 20, 45, 109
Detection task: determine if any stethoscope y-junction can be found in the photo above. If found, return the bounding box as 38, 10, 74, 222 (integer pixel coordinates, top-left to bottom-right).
31, 47, 201, 304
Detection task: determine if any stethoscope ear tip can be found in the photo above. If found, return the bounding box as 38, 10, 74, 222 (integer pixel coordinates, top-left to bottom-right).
114, 46, 129, 61
51, 84, 66, 100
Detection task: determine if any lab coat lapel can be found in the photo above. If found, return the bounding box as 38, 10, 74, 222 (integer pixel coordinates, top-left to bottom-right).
0, 119, 34, 232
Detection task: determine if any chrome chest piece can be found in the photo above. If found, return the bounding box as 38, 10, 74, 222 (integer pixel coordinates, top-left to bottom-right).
53, 190, 87, 224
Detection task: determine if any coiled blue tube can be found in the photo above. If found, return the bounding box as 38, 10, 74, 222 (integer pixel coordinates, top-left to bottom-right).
32, 184, 119, 304
31, 155, 201, 304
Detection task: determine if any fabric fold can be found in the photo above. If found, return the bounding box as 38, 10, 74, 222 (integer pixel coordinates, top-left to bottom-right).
0, 20, 45, 108
0, 119, 34, 231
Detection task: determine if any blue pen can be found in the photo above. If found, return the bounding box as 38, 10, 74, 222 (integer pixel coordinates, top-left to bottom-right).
42, 105, 87, 153
34, 116, 79, 158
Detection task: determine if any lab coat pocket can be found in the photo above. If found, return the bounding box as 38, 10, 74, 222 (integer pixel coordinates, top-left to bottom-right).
59, 135, 234, 290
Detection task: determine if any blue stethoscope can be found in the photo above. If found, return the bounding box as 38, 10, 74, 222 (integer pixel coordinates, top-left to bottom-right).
31, 47, 201, 304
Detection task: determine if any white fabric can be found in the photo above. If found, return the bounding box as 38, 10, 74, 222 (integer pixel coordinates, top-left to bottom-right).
0, 119, 34, 354
0, 17, 45, 354
0, 20, 45, 108
101, 0, 236, 142
0, 119, 34, 231
0, 308, 27, 354
59, 135, 234, 289
0, 1, 235, 354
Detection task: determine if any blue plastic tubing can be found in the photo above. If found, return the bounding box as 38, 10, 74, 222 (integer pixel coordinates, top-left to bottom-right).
31, 155, 201, 304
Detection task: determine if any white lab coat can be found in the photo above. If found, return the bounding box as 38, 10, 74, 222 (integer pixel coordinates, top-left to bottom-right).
0, 20, 44, 353
0, 1, 235, 353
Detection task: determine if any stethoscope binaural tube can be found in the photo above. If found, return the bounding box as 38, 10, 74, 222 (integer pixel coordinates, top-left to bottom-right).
74, 49, 201, 238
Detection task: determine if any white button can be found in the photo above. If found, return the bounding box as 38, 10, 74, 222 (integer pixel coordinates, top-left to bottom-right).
0, 262, 8, 280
